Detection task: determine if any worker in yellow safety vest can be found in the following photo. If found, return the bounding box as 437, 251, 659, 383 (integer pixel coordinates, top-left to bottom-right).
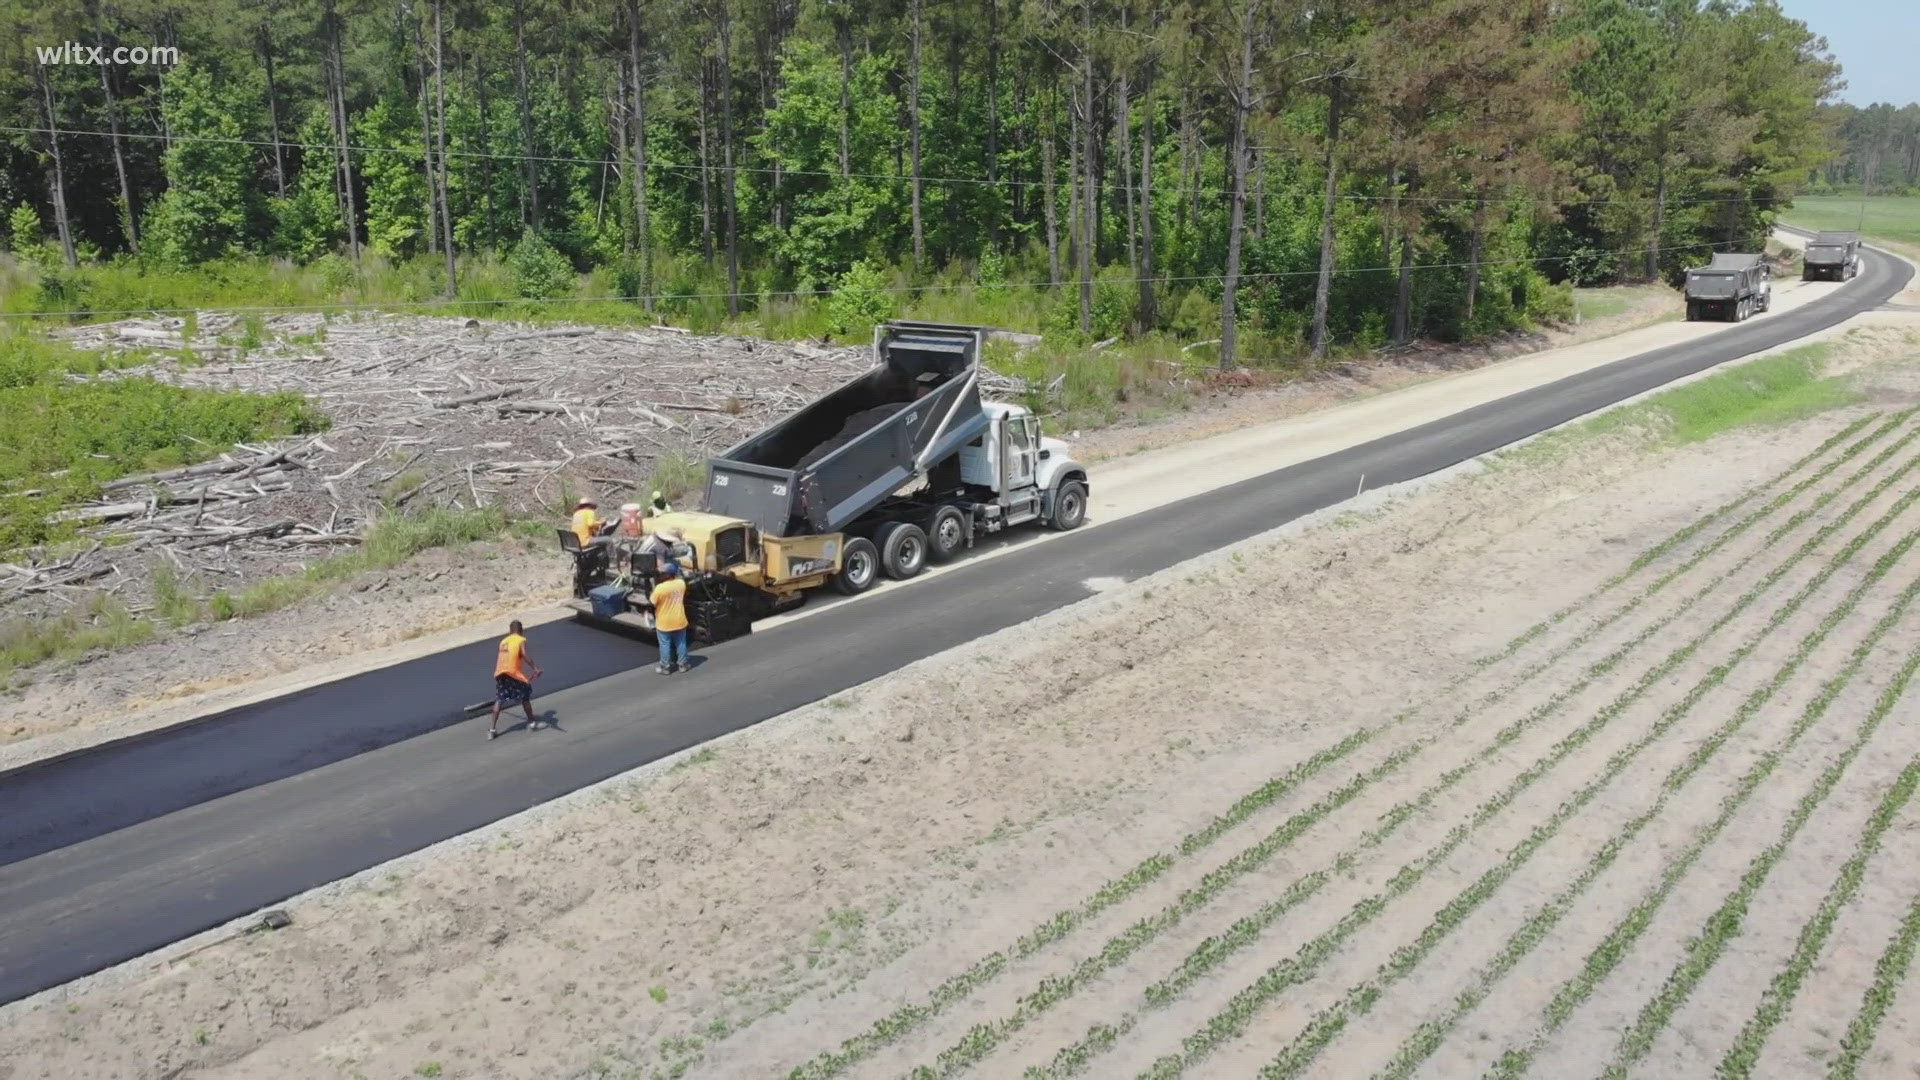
571, 497, 603, 546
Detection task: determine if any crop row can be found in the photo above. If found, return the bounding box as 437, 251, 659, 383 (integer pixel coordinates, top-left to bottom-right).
1598, 667, 1920, 1074
1830, 839, 1920, 1079
1009, 427, 1920, 1079
786, 412, 1912, 1080
1477, 411, 1897, 668
1138, 446, 1920, 1079
1374, 528, 1920, 1079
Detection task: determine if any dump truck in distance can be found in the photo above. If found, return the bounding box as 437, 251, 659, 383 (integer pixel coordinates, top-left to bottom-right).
563, 321, 1089, 643
1684, 253, 1771, 323
1802, 231, 1861, 281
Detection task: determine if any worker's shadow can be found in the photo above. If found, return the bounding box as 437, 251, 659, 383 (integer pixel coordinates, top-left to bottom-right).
520, 709, 563, 735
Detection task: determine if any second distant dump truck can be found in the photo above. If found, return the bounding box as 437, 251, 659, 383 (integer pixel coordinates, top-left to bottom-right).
1684, 253, 1771, 322
1802, 231, 1862, 281
563, 321, 1089, 643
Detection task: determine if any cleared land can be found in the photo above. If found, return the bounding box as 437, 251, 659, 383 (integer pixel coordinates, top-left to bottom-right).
3, 327, 1918, 1080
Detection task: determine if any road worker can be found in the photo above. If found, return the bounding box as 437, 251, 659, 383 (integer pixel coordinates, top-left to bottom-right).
649, 490, 672, 515
489, 619, 544, 739
570, 497, 604, 546
651, 563, 690, 674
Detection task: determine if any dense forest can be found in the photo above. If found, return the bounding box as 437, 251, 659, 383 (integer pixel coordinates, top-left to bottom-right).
0, 0, 1844, 363
1813, 101, 1920, 195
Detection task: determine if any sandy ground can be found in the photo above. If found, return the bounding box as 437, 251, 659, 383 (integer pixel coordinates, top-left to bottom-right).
6, 329, 1920, 1079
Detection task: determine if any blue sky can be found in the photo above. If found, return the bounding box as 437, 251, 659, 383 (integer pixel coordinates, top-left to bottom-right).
1777, 0, 1919, 106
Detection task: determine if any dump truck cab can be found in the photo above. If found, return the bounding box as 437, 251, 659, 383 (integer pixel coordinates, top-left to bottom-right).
1684, 253, 1771, 323
1802, 231, 1862, 282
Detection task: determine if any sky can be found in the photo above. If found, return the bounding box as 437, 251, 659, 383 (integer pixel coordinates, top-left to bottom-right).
1777, 0, 1919, 106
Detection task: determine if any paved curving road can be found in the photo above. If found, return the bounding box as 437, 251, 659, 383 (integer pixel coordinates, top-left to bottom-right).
0, 244, 1908, 1006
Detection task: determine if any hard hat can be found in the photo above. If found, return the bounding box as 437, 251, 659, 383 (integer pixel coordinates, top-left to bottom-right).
619, 502, 641, 514
575, 496, 597, 508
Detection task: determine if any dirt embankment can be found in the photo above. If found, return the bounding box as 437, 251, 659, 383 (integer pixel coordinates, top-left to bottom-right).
8, 329, 1918, 1080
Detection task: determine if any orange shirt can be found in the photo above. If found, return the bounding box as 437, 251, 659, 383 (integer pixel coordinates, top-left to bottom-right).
494, 633, 530, 683
571, 507, 599, 546
650, 578, 688, 633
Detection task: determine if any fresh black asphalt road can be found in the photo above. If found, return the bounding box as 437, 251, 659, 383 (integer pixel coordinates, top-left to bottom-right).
0, 246, 1908, 1005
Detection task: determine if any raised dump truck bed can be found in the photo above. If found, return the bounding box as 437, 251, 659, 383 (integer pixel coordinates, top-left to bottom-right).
705, 321, 990, 536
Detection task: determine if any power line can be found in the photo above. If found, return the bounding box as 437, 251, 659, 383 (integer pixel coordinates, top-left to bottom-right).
0, 123, 1787, 212
0, 238, 1749, 323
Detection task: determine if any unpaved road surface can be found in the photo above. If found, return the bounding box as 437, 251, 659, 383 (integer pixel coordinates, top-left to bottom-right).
6, 331, 1920, 1080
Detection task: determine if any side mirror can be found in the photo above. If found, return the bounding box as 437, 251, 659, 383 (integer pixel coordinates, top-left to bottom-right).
1038, 449, 1052, 460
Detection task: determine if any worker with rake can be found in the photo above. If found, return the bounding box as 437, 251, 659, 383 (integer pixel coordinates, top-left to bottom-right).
489, 619, 545, 739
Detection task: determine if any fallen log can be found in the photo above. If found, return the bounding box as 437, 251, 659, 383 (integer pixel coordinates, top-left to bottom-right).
187, 519, 296, 548
432, 386, 524, 408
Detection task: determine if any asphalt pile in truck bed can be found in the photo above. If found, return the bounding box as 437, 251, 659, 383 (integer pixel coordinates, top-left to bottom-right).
793, 403, 908, 471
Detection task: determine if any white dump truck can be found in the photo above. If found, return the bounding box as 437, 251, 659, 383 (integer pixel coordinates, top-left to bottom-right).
565, 321, 1089, 642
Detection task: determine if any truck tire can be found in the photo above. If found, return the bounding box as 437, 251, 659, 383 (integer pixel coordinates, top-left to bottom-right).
832, 537, 880, 595
925, 505, 968, 563
876, 522, 928, 580
1049, 480, 1088, 531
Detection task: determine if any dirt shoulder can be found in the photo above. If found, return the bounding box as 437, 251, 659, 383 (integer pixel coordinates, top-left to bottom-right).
6, 326, 1916, 1080
0, 286, 1680, 760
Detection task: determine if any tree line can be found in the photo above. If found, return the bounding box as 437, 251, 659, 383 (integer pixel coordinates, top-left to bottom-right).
1813, 101, 1920, 195
0, 0, 1841, 364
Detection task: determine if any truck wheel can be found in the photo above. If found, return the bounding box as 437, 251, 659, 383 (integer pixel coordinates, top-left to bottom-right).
832, 537, 880, 595
876, 522, 928, 580
925, 506, 968, 563
1049, 480, 1088, 531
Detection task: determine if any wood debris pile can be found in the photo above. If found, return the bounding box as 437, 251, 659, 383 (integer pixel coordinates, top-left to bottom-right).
7, 312, 876, 613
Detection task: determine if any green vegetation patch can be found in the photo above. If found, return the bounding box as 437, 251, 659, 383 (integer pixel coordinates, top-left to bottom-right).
0, 330, 327, 550
1783, 195, 1920, 249
1510, 342, 1856, 472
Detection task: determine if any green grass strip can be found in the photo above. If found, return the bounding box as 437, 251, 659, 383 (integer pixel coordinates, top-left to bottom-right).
790, 413, 1907, 1080
1133, 449, 1920, 1080
1350, 534, 1920, 1080
1007, 424, 1920, 1079
1829, 858, 1920, 1079
1598, 692, 1920, 1074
